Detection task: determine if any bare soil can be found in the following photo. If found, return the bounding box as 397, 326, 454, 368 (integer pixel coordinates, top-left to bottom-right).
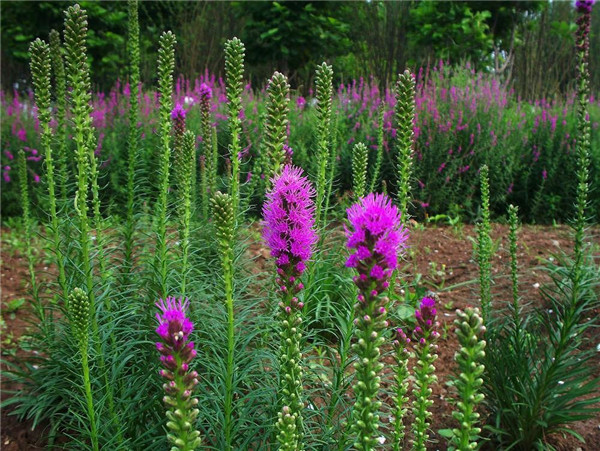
1, 224, 599, 450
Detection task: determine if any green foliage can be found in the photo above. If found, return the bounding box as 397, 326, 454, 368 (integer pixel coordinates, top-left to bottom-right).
237, 1, 350, 84
4, 4, 599, 451
409, 2, 493, 68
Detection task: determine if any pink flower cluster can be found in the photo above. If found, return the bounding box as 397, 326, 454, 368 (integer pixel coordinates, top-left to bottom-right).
263, 165, 317, 307
198, 82, 212, 101
345, 193, 408, 295
576, 0, 594, 14
155, 297, 199, 397
413, 297, 440, 344
171, 103, 187, 122
393, 327, 411, 358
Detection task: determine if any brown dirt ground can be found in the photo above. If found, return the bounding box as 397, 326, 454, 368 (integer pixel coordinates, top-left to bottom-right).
1, 224, 599, 450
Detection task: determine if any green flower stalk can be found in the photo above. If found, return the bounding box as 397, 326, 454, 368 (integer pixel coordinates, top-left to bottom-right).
411, 297, 440, 451
88, 129, 108, 288
224, 37, 245, 221
508, 205, 521, 329
199, 155, 208, 220
323, 119, 339, 228
123, 0, 141, 281
155, 30, 177, 299
345, 193, 408, 450
172, 104, 187, 205
395, 70, 416, 223
48, 29, 69, 203
69, 287, 99, 451
369, 103, 385, 193
352, 142, 368, 199
476, 165, 492, 324
64, 2, 94, 319
29, 38, 67, 302
573, 0, 593, 285
264, 71, 290, 183
392, 327, 411, 450
450, 308, 486, 451
17, 149, 40, 306
211, 191, 236, 451
156, 297, 201, 451
314, 62, 333, 228
64, 5, 119, 440
178, 131, 196, 295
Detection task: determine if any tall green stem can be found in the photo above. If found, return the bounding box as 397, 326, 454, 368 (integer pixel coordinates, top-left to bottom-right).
314, 62, 333, 228
211, 192, 236, 450
69, 287, 99, 451
224, 38, 245, 222
395, 70, 415, 223
17, 149, 41, 309
48, 29, 69, 203
29, 38, 68, 303
477, 165, 492, 324
179, 131, 196, 295
124, 0, 141, 283
369, 103, 385, 193
154, 31, 177, 299
64, 6, 119, 442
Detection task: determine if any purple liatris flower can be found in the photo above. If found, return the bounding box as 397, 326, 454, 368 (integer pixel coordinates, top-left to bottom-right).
198, 82, 212, 100
346, 193, 408, 295
413, 296, 440, 343
346, 193, 407, 448
576, 0, 594, 13
155, 297, 202, 448
263, 165, 317, 299
171, 103, 187, 121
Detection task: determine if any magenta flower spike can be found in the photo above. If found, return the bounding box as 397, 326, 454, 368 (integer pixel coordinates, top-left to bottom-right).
345, 192, 408, 449
155, 297, 202, 449
263, 164, 317, 298
346, 192, 408, 296
413, 296, 441, 343
263, 164, 317, 448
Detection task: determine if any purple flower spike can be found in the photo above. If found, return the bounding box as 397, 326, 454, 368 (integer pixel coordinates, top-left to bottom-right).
171, 103, 187, 121
263, 165, 317, 300
345, 193, 408, 293
576, 0, 594, 13
414, 296, 440, 342
199, 82, 212, 100
156, 297, 194, 352
155, 296, 200, 441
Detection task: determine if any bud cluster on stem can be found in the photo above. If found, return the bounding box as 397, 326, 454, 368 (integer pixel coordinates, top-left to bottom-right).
411, 297, 440, 451
156, 297, 201, 451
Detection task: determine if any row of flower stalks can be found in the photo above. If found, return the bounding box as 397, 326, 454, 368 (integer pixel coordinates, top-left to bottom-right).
141, 165, 487, 450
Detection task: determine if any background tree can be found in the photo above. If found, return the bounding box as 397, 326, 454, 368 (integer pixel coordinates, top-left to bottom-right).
1, 0, 597, 99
